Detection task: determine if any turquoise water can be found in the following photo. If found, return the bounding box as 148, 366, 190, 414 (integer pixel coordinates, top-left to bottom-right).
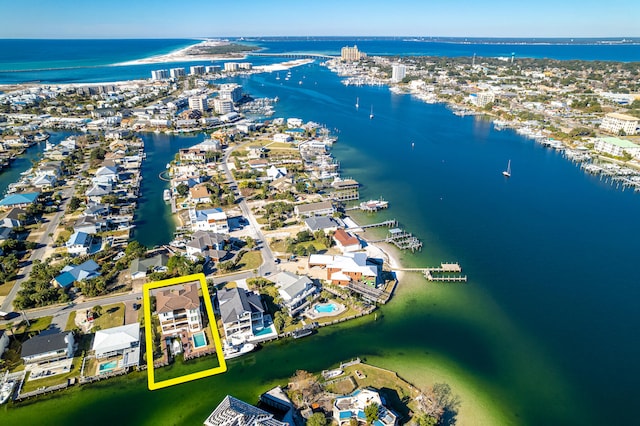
192, 332, 207, 349
315, 303, 337, 313
99, 360, 118, 373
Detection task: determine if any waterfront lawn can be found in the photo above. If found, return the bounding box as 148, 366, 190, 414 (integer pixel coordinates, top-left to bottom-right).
91, 303, 125, 331
315, 306, 361, 326
153, 353, 222, 383
234, 251, 262, 271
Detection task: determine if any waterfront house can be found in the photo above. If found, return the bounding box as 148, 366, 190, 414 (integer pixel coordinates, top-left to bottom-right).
73, 215, 101, 234
204, 395, 287, 426
53, 259, 101, 289
156, 282, 202, 336
91, 323, 140, 367
0, 191, 40, 210
21, 331, 75, 365
304, 216, 340, 233
218, 287, 266, 343
191, 208, 229, 233
273, 133, 293, 143
0, 207, 27, 228
65, 231, 93, 255
309, 253, 378, 286
179, 147, 207, 163
189, 184, 213, 204
193, 138, 221, 152
270, 271, 317, 316
129, 253, 169, 280
294, 200, 335, 218
31, 173, 57, 189
93, 165, 119, 186
333, 229, 362, 253
85, 184, 113, 203
333, 388, 397, 426
185, 230, 228, 261
83, 202, 110, 218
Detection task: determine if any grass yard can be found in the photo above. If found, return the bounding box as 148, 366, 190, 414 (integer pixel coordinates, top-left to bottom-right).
65, 311, 77, 331
235, 251, 262, 272
0, 278, 16, 297
91, 303, 125, 331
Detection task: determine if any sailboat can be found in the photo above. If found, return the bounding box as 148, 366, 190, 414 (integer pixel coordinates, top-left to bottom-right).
369, 105, 374, 119
275, 73, 280, 80
355, 97, 359, 110
502, 160, 511, 177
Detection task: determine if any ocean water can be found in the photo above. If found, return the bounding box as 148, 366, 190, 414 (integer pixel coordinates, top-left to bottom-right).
2, 40, 640, 425
0, 38, 638, 85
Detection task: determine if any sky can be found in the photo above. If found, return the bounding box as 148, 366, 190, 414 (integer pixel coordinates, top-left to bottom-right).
0, 0, 638, 39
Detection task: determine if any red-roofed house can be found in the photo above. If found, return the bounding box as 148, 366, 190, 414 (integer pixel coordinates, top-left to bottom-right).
333, 229, 361, 253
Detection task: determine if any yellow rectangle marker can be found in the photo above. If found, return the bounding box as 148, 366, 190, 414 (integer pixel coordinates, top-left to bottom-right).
143, 273, 227, 390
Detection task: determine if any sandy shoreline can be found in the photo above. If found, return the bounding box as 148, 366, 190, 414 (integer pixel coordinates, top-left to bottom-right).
114, 39, 249, 66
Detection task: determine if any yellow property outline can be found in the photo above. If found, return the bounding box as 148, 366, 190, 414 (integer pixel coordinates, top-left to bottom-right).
143, 273, 227, 390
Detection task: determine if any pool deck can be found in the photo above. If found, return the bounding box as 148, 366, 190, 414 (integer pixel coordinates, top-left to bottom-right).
25, 359, 73, 381
305, 302, 347, 319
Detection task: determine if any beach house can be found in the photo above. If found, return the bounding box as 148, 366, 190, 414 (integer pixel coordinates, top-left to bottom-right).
185, 230, 228, 261
270, 271, 317, 316
53, 259, 101, 289
309, 253, 378, 286
333, 388, 397, 426
294, 200, 335, 218
91, 323, 140, 367
156, 283, 202, 336
333, 229, 362, 253
218, 287, 266, 343
21, 331, 75, 365
204, 395, 287, 426
190, 208, 229, 233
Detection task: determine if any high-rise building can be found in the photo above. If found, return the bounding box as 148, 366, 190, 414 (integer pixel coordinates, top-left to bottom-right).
188, 96, 209, 112
391, 63, 406, 83
189, 65, 205, 75
219, 83, 243, 103
169, 68, 186, 78
238, 62, 252, 70
341, 45, 366, 61
205, 65, 221, 74
213, 98, 234, 114
151, 69, 169, 80
224, 62, 239, 72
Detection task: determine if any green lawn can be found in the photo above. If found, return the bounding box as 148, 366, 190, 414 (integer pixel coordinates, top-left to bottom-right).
0, 278, 16, 297
91, 303, 125, 331
315, 305, 362, 325
14, 316, 53, 334
65, 311, 77, 331
235, 251, 263, 272
154, 351, 222, 383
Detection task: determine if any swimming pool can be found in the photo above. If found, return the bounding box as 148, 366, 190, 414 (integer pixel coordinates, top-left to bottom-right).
253, 324, 276, 337
315, 303, 337, 313
192, 331, 207, 349
98, 360, 118, 373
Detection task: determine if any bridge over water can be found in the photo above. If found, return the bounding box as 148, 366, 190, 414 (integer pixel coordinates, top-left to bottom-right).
251, 52, 338, 60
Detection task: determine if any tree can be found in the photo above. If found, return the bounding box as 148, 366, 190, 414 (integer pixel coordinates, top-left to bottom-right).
306, 413, 327, 426
125, 240, 146, 258
244, 236, 256, 249
365, 403, 380, 424
175, 183, 189, 197
415, 414, 438, 426
68, 197, 82, 211
93, 305, 103, 317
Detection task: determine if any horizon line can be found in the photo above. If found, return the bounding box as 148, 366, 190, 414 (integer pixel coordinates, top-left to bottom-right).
0, 35, 639, 40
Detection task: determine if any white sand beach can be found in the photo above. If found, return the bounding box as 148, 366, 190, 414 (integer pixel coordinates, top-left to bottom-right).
114, 40, 248, 66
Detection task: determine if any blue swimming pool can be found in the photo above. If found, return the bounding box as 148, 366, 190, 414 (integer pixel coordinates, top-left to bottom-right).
192, 331, 207, 349
99, 360, 118, 373
315, 303, 337, 313
253, 324, 276, 337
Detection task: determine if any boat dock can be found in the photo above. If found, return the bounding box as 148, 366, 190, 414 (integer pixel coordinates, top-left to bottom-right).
368, 227, 423, 252
393, 262, 467, 283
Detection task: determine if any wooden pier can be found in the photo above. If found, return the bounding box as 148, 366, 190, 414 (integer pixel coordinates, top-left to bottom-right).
368, 227, 422, 252
361, 219, 398, 229
392, 262, 467, 283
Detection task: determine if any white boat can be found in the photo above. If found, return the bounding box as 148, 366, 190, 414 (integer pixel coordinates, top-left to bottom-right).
0, 380, 15, 404
503, 160, 511, 178
163, 189, 171, 202
223, 342, 256, 359
369, 105, 374, 119
275, 73, 280, 80
355, 96, 359, 109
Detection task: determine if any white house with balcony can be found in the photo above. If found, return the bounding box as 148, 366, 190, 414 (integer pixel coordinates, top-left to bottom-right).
218, 287, 267, 343
91, 323, 140, 367
190, 207, 229, 233
270, 271, 317, 316
156, 283, 202, 336
21, 331, 75, 365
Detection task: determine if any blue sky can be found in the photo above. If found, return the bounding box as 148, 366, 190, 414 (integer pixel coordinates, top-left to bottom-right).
0, 0, 638, 38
